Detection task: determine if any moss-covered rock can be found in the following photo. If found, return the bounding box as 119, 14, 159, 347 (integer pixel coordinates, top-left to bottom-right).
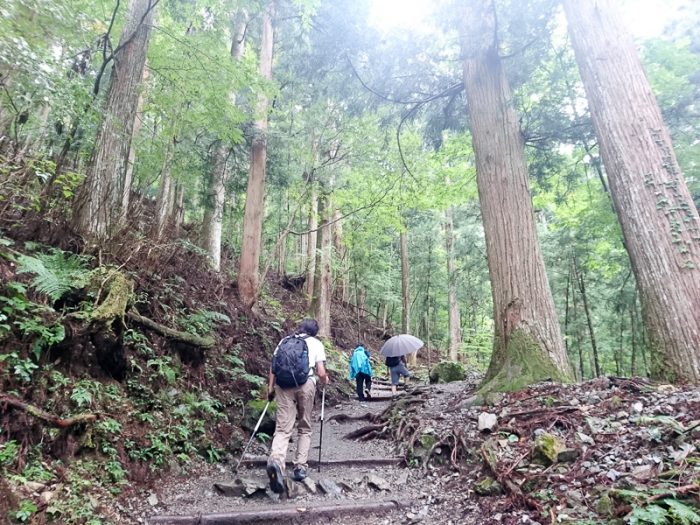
243, 399, 277, 436
474, 476, 504, 496
533, 433, 565, 465
429, 361, 466, 384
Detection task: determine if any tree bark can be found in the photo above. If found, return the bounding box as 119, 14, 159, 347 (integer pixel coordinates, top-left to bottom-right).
573, 258, 601, 377
173, 182, 185, 236
564, 0, 700, 384
202, 144, 228, 268
73, 0, 155, 240
304, 182, 319, 306
155, 138, 175, 239
121, 63, 149, 221
445, 206, 462, 361
237, 2, 274, 310
202, 11, 247, 271
400, 228, 416, 366
459, 0, 572, 392
313, 196, 332, 338
333, 208, 347, 302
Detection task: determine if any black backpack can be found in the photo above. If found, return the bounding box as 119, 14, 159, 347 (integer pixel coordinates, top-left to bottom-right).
272, 335, 310, 389
385, 355, 401, 367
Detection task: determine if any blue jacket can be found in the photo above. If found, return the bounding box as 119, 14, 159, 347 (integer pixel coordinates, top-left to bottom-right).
349, 346, 373, 380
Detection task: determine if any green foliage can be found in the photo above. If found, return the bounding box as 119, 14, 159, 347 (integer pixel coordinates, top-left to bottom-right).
13, 500, 38, 523
0, 440, 19, 468
179, 309, 230, 337
16, 249, 92, 303
0, 352, 38, 382
629, 499, 700, 525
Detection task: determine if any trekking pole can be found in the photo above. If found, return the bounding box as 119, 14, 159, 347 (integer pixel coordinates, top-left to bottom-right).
234, 401, 270, 475
318, 387, 325, 472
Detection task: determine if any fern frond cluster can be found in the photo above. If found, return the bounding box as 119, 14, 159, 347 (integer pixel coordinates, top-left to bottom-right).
17, 249, 93, 302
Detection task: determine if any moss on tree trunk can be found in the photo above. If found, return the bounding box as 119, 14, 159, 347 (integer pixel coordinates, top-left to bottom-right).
478, 330, 573, 394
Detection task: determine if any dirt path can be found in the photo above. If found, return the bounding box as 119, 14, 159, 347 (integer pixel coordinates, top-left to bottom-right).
142, 382, 482, 525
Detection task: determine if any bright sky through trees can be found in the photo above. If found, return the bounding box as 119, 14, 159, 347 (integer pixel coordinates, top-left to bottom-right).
368, 0, 682, 38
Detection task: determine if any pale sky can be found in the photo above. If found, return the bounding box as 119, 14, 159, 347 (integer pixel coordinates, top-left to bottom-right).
368, 0, 687, 39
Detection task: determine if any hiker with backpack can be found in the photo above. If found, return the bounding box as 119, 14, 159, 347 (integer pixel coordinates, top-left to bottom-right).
266, 319, 329, 493
349, 343, 373, 401
386, 354, 411, 395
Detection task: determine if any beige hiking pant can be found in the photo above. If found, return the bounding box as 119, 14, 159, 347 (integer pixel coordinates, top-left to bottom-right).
268, 379, 316, 471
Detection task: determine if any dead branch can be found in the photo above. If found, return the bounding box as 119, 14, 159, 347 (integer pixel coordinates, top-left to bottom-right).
0, 395, 97, 428
126, 311, 214, 348
504, 406, 580, 419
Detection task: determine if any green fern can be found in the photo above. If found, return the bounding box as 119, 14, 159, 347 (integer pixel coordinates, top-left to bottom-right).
17, 250, 92, 302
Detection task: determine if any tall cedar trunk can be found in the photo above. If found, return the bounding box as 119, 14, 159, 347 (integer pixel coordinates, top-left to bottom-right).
73, 0, 154, 239
573, 259, 601, 377
400, 230, 410, 334
400, 229, 417, 366
202, 145, 227, 269
570, 264, 585, 380
237, 2, 274, 310
460, 0, 572, 392
314, 196, 332, 338
304, 185, 318, 305
173, 182, 185, 236
564, 0, 700, 383
630, 306, 637, 376
155, 140, 175, 239
445, 206, 462, 361
202, 11, 247, 271
333, 208, 347, 302
121, 63, 148, 221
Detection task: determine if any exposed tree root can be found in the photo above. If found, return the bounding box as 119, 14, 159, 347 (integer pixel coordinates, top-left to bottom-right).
126, 311, 215, 348
480, 438, 541, 512
327, 412, 375, 423
344, 423, 386, 440
0, 395, 97, 428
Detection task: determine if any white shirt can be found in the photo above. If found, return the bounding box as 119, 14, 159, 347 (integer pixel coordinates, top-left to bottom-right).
273, 333, 326, 380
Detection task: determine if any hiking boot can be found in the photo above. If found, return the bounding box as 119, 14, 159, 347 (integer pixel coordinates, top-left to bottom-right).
267, 462, 285, 494
292, 466, 306, 482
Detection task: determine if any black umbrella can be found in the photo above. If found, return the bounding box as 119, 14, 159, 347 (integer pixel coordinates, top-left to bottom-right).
380, 334, 424, 357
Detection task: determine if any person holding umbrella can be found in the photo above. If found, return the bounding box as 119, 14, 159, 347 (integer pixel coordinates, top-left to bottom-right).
380, 334, 423, 395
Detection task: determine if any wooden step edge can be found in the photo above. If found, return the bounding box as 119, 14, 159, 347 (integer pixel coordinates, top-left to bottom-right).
238, 456, 404, 468
147, 498, 405, 524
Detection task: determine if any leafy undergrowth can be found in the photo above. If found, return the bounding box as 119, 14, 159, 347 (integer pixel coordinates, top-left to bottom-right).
368, 377, 699, 525
0, 230, 378, 525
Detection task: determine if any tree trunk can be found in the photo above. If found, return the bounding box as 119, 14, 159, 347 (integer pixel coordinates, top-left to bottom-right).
630, 304, 637, 376
313, 196, 332, 338
400, 229, 416, 366
202, 144, 228, 269
304, 184, 318, 306
155, 139, 175, 239
574, 260, 601, 377
202, 11, 247, 271
333, 208, 347, 302
459, 0, 572, 392
73, 0, 155, 240
564, 0, 700, 384
237, 2, 274, 311
173, 182, 185, 236
445, 207, 462, 361
121, 62, 149, 221
570, 266, 586, 380
400, 229, 410, 334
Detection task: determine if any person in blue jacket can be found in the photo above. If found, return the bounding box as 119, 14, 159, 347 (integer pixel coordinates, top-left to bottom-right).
349, 343, 373, 401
